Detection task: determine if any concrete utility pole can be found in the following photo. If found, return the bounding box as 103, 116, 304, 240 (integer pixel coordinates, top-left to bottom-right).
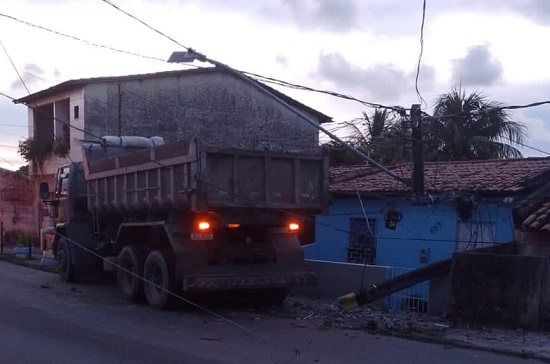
410, 104, 425, 198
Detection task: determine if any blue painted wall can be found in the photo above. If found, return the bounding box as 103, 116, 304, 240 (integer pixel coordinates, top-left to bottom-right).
305, 195, 515, 270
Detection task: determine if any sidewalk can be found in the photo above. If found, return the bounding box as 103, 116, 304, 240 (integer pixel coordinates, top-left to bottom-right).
0, 248, 56, 272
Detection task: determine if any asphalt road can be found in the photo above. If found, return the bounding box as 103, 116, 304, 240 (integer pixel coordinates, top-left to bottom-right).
0, 261, 544, 364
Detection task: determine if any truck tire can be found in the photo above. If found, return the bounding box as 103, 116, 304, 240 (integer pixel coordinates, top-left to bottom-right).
117, 245, 147, 302
57, 238, 76, 283
143, 250, 176, 310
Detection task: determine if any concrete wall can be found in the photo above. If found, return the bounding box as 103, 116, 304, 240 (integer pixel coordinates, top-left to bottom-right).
429, 275, 451, 317
293, 259, 440, 313
309, 195, 515, 270
515, 229, 550, 257
449, 250, 549, 329
83, 72, 321, 152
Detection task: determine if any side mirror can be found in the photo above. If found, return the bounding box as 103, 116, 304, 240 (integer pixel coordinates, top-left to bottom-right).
39, 182, 50, 201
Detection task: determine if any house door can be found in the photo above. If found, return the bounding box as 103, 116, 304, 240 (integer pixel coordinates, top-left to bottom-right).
456, 221, 496, 251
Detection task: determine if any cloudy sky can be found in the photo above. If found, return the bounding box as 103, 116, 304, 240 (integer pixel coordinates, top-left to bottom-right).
0, 0, 549, 170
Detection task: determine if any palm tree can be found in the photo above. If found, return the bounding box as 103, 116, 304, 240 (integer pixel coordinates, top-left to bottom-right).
323, 109, 408, 166
427, 87, 527, 161
363, 109, 409, 165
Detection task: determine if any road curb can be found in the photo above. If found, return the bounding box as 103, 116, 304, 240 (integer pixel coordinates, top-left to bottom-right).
0, 254, 57, 274
386, 331, 550, 362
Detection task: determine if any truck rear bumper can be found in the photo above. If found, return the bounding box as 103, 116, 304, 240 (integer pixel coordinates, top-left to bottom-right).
182, 271, 316, 292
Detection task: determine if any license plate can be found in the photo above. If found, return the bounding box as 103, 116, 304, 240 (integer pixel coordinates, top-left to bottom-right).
190, 232, 214, 241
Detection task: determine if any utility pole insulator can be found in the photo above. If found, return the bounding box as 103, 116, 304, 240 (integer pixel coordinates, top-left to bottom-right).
411, 104, 425, 197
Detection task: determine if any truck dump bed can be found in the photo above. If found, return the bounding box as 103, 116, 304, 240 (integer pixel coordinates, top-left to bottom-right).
83, 139, 328, 213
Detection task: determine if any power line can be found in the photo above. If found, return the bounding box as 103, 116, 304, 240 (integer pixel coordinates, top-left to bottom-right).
0, 39, 30, 94
4, 90, 550, 263
501, 100, 550, 111
4, 68, 345, 149
16, 68, 50, 82
414, 0, 427, 109
100, 0, 189, 50
0, 13, 166, 62
422, 99, 550, 123
3, 8, 547, 263
245, 71, 406, 113
0, 123, 28, 128
515, 140, 550, 156
0, 11, 407, 115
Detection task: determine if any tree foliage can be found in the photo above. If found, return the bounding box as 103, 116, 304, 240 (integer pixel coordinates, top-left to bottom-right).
323, 109, 410, 166
427, 87, 527, 160
323, 87, 527, 166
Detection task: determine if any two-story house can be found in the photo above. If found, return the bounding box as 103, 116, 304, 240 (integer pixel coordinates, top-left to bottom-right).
13, 67, 332, 241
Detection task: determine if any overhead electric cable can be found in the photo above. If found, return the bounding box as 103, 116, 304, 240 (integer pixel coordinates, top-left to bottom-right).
414, 0, 427, 109
100, 0, 190, 50
0, 12, 166, 62
0, 39, 30, 94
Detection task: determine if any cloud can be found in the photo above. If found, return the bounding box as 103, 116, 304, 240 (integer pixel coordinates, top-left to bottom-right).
492, 0, 550, 26
522, 116, 550, 143
457, 0, 550, 25
451, 45, 503, 87
0, 98, 26, 170
316, 52, 435, 102
517, 0, 550, 23
283, 0, 359, 32
10, 63, 47, 93
275, 54, 289, 67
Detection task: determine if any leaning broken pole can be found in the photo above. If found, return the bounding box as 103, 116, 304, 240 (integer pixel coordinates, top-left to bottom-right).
338, 257, 452, 310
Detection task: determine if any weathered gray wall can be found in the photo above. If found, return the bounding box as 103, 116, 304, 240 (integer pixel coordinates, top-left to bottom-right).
83, 72, 321, 152
449, 251, 549, 329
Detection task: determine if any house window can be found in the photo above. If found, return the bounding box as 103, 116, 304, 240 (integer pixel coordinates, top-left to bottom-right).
456, 221, 496, 251
54, 98, 70, 139
73, 105, 79, 119
33, 103, 54, 144
347, 218, 377, 265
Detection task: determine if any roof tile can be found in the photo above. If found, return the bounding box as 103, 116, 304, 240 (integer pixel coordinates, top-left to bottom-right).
330, 157, 550, 195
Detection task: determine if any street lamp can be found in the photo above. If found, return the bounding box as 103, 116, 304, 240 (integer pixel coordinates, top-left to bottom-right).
167, 49, 206, 64
167, 50, 409, 186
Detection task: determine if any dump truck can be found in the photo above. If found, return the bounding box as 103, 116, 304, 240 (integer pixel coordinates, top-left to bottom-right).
40, 136, 327, 309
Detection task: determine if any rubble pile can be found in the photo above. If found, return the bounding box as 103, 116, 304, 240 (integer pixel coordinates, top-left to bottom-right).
280, 295, 449, 335
273, 295, 550, 360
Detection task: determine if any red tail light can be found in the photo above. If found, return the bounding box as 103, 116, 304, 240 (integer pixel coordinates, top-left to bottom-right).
288, 222, 300, 232
197, 221, 211, 231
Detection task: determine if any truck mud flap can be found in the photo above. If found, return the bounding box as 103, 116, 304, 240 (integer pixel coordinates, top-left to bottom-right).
182, 271, 316, 292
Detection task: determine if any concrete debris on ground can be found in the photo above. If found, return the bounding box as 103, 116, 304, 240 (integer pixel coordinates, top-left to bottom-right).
275, 295, 550, 360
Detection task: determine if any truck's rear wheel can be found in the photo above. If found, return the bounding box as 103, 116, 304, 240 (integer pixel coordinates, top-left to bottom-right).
57, 238, 76, 283
117, 245, 147, 302
143, 250, 176, 310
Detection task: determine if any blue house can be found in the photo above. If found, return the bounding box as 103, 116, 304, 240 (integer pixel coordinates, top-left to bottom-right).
305, 157, 550, 270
